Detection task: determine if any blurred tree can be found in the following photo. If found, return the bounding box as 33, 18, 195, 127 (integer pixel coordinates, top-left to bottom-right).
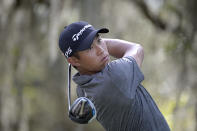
129, 0, 197, 130
0, 0, 196, 130
0, 0, 66, 131
0, 0, 105, 130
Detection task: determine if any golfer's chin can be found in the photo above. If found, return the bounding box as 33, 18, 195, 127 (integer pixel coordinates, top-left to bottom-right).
103, 57, 110, 66
99, 59, 110, 71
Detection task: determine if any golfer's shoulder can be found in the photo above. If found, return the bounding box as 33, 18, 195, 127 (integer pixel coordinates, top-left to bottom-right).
101, 56, 136, 79
106, 56, 136, 70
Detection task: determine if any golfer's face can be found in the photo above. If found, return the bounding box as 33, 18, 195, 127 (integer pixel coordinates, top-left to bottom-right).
77, 35, 110, 74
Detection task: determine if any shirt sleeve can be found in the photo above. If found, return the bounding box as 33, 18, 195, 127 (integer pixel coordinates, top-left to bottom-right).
106, 56, 144, 99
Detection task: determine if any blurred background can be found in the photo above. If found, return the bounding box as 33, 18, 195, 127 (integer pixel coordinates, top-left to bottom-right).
0, 0, 197, 131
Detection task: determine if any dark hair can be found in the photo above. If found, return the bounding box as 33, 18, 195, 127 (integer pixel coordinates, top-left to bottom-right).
72, 52, 80, 59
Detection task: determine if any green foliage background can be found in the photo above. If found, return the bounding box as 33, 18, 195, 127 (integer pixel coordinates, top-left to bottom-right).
0, 0, 197, 131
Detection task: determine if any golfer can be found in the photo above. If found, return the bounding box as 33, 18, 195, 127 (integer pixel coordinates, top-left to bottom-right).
59, 21, 170, 131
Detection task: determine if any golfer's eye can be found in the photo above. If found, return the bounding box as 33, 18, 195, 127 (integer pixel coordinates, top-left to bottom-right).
97, 38, 102, 43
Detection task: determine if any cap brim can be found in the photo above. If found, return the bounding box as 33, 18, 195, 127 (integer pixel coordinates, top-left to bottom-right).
76, 28, 109, 52
97, 28, 109, 33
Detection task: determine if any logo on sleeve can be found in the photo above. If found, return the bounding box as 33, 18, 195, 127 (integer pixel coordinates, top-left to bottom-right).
72, 24, 92, 41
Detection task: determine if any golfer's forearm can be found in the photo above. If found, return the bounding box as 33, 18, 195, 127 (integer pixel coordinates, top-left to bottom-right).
104, 38, 144, 67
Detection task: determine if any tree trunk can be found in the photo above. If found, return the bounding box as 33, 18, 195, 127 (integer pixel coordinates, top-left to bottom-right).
78, 0, 104, 26
48, 0, 62, 64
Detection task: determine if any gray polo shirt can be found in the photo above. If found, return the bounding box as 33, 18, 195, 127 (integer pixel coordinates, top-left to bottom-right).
73, 56, 170, 131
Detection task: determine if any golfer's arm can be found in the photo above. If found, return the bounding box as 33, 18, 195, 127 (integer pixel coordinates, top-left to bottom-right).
104, 38, 144, 67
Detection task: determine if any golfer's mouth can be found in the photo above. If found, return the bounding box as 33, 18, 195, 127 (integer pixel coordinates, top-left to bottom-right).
101, 55, 109, 62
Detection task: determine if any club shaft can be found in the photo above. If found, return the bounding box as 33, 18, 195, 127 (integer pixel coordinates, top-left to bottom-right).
68, 64, 71, 110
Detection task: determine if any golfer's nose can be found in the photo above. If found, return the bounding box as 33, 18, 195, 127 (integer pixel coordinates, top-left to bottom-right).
96, 44, 104, 56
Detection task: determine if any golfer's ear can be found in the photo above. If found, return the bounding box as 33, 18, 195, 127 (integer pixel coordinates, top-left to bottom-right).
67, 57, 80, 67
